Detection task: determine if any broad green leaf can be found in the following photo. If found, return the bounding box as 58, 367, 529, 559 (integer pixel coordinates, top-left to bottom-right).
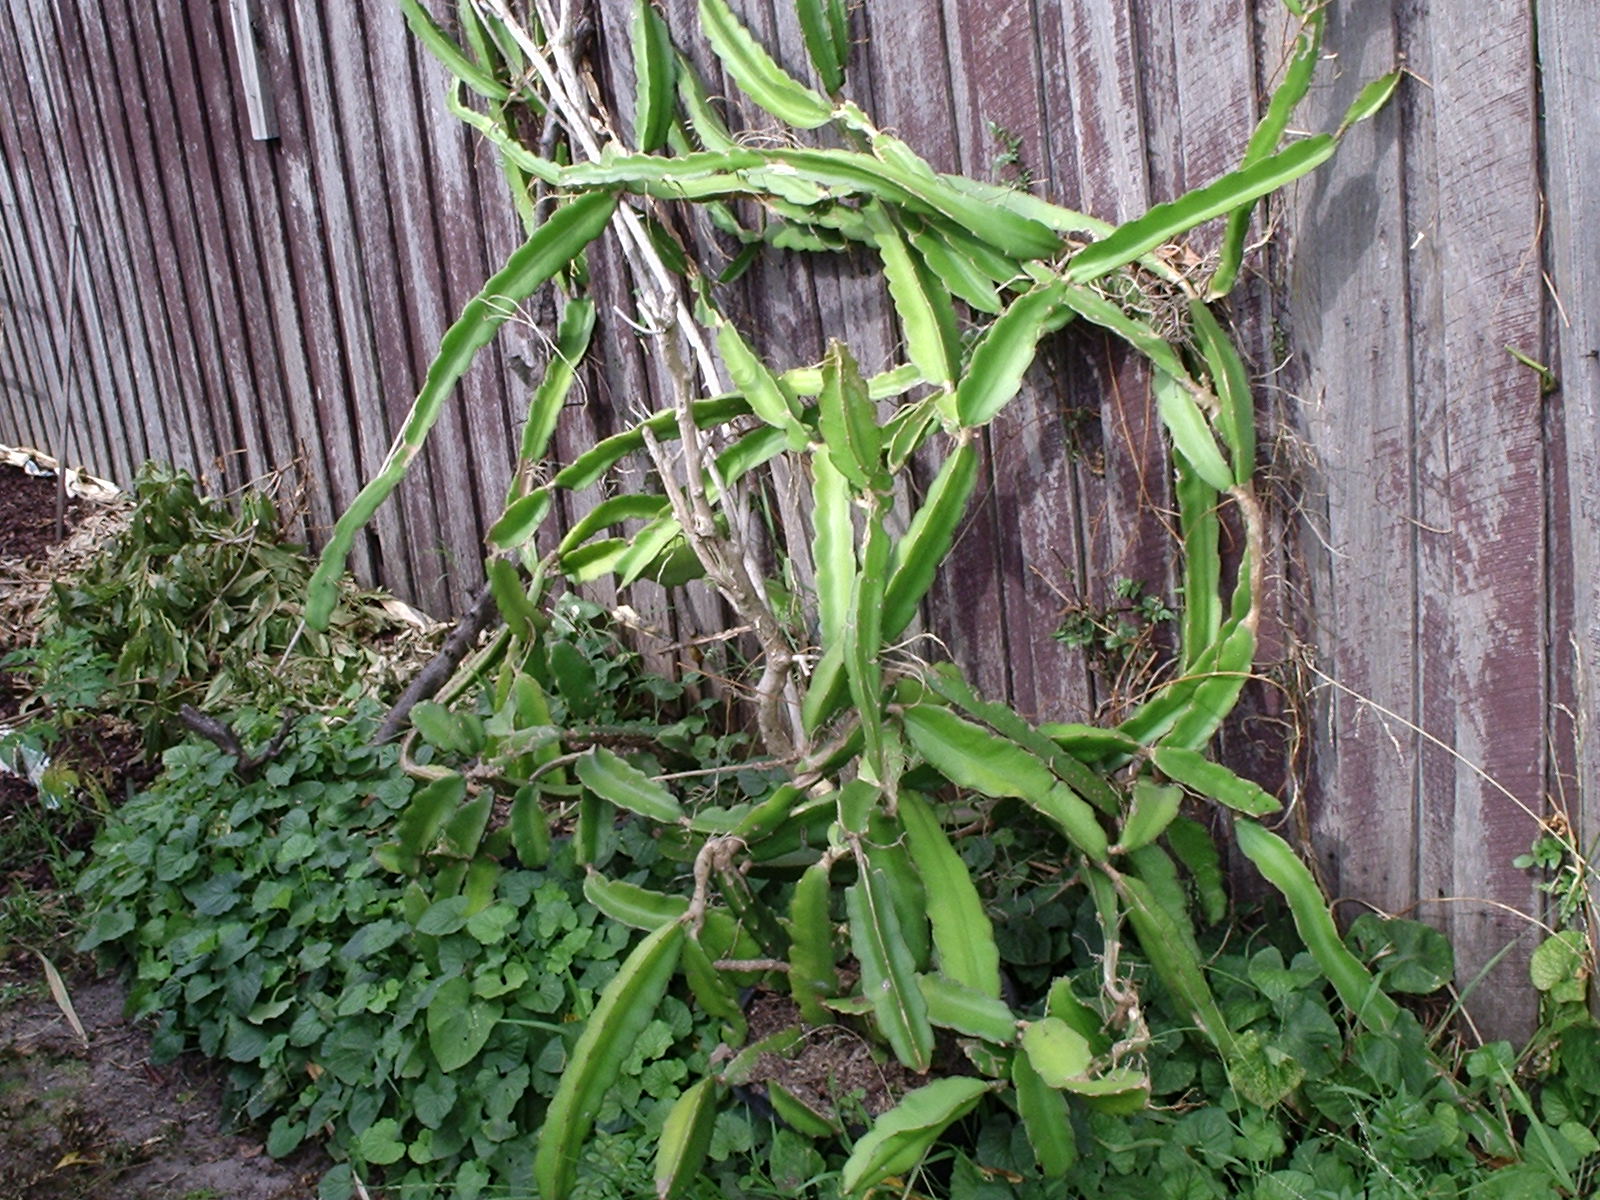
1345, 914, 1454, 994
427, 976, 502, 1072
882, 441, 977, 637
871, 209, 960, 387
655, 1078, 721, 1200
817, 339, 883, 489
795, 0, 845, 91
1175, 462, 1221, 669
1211, 8, 1323, 295
847, 867, 933, 1071
487, 488, 552, 552
1013, 1050, 1076, 1173
900, 790, 1001, 997
1152, 745, 1281, 815
810, 449, 854, 649
630, 0, 676, 152
1339, 70, 1401, 134
535, 922, 685, 1199
557, 494, 672, 556
1116, 778, 1183, 854
1235, 819, 1401, 1034
955, 278, 1068, 426
511, 299, 596, 485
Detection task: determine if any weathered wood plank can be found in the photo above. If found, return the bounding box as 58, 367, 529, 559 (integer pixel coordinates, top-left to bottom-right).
106, 0, 237, 488
142, 0, 267, 489
272, 3, 420, 589
1537, 0, 1600, 949
1286, 2, 1419, 917
1142, 0, 1258, 208
128, 0, 270, 491
31, 0, 154, 481
320, 1, 463, 612
236, 0, 376, 583
0, 129, 59, 451
1423, 0, 1545, 1034
182, 0, 306, 490
407, 3, 529, 609
209, 0, 331, 546
360, 5, 471, 617
1036, 0, 1176, 724
940, 0, 1095, 722
851, 0, 1013, 701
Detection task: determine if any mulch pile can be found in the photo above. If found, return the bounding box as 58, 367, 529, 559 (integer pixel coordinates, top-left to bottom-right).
0, 462, 86, 565
0, 460, 325, 1196
0, 460, 148, 904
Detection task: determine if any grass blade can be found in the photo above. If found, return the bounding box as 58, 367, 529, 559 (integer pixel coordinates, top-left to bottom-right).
35, 952, 87, 1046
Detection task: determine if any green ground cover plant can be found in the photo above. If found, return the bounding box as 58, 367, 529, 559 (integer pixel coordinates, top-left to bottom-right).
70, 610, 756, 1199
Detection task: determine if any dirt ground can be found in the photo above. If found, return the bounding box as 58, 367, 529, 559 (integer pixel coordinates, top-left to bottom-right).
0, 459, 323, 1199
0, 974, 322, 1200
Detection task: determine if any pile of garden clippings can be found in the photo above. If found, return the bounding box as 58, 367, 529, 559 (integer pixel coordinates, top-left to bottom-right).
0, 445, 323, 1199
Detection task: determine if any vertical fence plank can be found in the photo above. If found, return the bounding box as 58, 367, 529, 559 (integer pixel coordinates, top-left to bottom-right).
1537, 0, 1600, 943
112, 0, 242, 489
320, 1, 466, 611
361, 6, 471, 617
274, 3, 422, 592
1422, 0, 1545, 1032
77, 0, 216, 482
178, 0, 303, 492
0, 130, 58, 451
35, 0, 156, 480
1285, 0, 1417, 920
1037, 0, 1177, 724
854, 0, 1013, 702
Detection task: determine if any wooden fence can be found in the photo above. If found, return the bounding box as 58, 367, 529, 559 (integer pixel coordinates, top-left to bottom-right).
1, 0, 1594, 1035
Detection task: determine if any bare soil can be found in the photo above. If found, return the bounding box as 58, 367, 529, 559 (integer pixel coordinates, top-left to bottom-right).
738, 989, 933, 1122
0, 972, 321, 1200
0, 463, 85, 566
